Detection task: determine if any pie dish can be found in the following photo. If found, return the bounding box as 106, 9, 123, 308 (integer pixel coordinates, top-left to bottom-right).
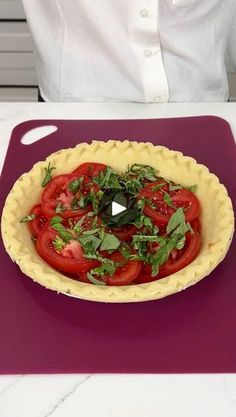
1, 140, 234, 302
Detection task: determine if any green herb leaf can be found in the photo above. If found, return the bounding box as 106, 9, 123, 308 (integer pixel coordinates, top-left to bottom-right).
19, 213, 36, 223
52, 236, 66, 251
132, 234, 165, 244
94, 167, 122, 190
50, 216, 63, 225
41, 162, 56, 187
90, 261, 116, 278
166, 207, 185, 235
51, 220, 73, 243
186, 184, 197, 193
55, 202, 65, 213
163, 192, 175, 208
99, 233, 120, 251
127, 164, 158, 182
175, 235, 186, 250
151, 182, 166, 192
78, 235, 101, 253
68, 176, 84, 193
169, 184, 183, 191
87, 273, 106, 286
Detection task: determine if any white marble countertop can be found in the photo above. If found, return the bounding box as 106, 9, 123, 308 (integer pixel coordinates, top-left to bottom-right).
0, 102, 236, 417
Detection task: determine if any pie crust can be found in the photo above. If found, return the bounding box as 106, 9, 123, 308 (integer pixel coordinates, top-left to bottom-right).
1, 140, 234, 302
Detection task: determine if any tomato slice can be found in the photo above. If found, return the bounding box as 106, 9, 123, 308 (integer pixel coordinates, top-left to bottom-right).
41, 174, 98, 218
28, 204, 47, 238
72, 162, 107, 178
79, 251, 141, 286
36, 222, 99, 274
139, 182, 200, 226
135, 230, 201, 283
111, 224, 138, 242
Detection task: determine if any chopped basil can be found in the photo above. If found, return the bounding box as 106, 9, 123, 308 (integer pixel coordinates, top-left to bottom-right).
41, 162, 56, 187
52, 236, 66, 251
50, 217, 73, 243
20, 213, 36, 223
132, 234, 166, 244
68, 177, 84, 193
166, 207, 186, 235
78, 235, 101, 253
73, 216, 86, 234
163, 192, 175, 208
90, 261, 116, 278
55, 202, 65, 213
99, 233, 120, 251
126, 164, 158, 182
87, 273, 106, 285
186, 184, 197, 193
169, 184, 183, 192
50, 216, 63, 225
151, 183, 166, 192
94, 167, 122, 190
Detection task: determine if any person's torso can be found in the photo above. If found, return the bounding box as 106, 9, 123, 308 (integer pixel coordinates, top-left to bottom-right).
22, 0, 236, 102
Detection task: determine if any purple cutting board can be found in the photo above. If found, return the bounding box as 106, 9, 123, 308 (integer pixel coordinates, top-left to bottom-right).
0, 116, 235, 374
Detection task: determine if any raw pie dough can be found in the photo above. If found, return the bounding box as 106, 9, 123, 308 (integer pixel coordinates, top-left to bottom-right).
1, 140, 234, 303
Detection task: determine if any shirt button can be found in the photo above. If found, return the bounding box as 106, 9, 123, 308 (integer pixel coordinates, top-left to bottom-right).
140, 8, 149, 18
144, 49, 152, 57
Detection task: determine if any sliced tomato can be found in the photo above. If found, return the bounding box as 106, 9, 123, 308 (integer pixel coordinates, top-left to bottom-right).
139, 182, 200, 226
28, 204, 47, 238
72, 162, 107, 178
111, 224, 138, 242
190, 218, 201, 233
36, 222, 99, 274
79, 251, 141, 286
135, 230, 201, 283
41, 174, 98, 218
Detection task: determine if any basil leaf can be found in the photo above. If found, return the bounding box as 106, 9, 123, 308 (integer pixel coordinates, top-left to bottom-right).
175, 235, 186, 250
163, 192, 175, 208
50, 216, 63, 225
127, 164, 158, 182
51, 221, 73, 243
55, 202, 65, 213
41, 162, 56, 187
186, 184, 197, 193
169, 184, 183, 192
68, 177, 84, 193
20, 213, 36, 223
106, 207, 140, 227
73, 216, 86, 234
83, 228, 101, 235
78, 235, 101, 253
132, 235, 165, 244
90, 261, 116, 278
52, 236, 66, 251
100, 233, 120, 251
87, 273, 106, 286
151, 183, 166, 192
166, 207, 185, 235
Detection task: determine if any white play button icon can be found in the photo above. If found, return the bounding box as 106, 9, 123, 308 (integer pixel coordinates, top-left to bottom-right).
112, 201, 126, 216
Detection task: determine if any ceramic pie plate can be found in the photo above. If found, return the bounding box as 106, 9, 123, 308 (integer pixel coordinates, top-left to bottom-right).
1, 140, 234, 303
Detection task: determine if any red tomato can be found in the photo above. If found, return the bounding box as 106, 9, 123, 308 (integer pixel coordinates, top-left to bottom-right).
72, 162, 107, 178
41, 174, 99, 218
111, 224, 138, 241
36, 222, 99, 274
135, 230, 201, 283
28, 204, 47, 238
139, 182, 200, 226
79, 251, 141, 286
190, 218, 201, 233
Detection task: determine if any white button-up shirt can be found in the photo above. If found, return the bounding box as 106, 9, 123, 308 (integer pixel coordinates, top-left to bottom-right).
22, 0, 236, 102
